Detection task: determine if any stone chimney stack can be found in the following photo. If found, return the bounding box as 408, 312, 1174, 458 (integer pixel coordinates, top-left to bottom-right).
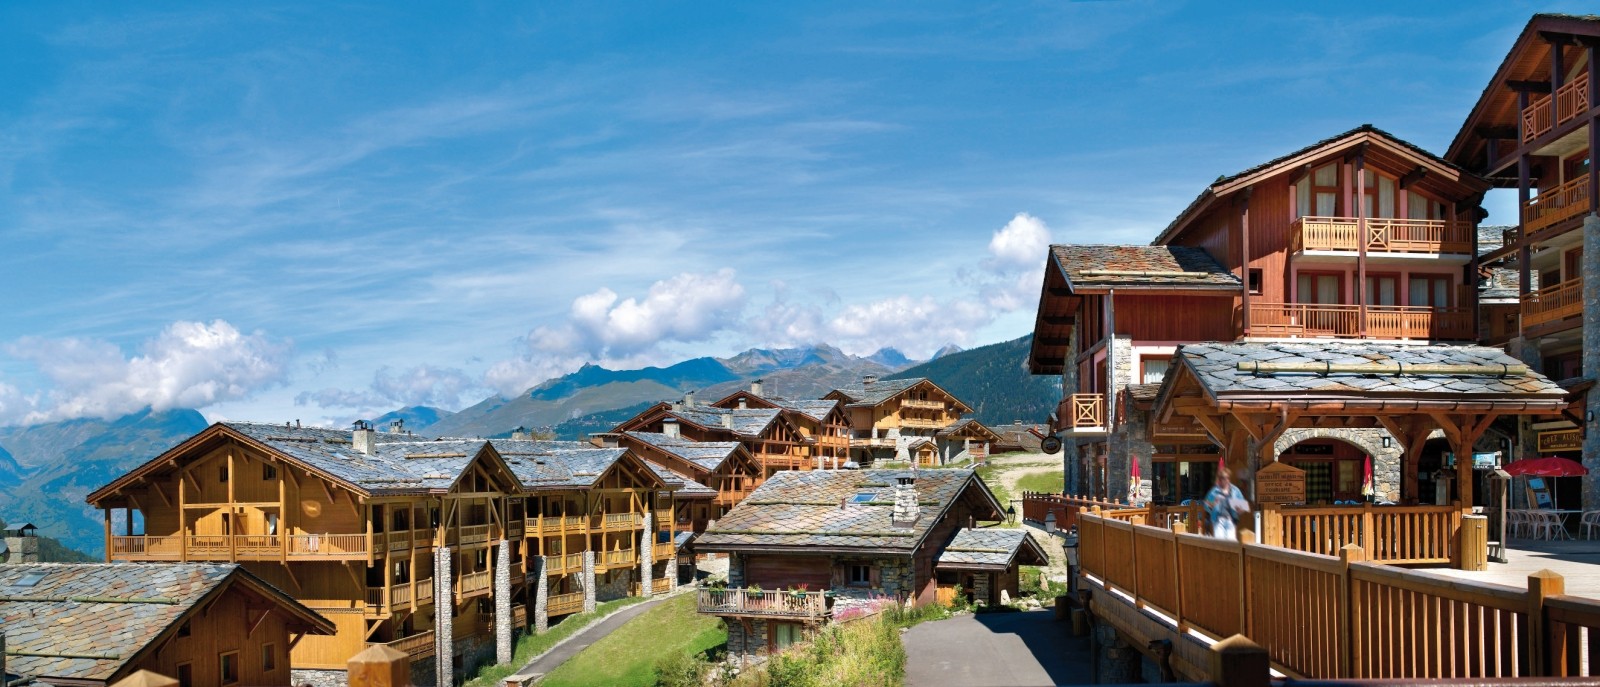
388, 418, 405, 434
720, 413, 733, 429
590, 433, 620, 448
512, 426, 531, 441
751, 379, 764, 396
3, 525, 39, 564
352, 421, 376, 455
738, 397, 748, 410
663, 418, 680, 438
863, 374, 878, 386
684, 390, 697, 407
891, 476, 920, 526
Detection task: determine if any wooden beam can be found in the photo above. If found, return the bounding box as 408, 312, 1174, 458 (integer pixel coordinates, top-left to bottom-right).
248, 608, 273, 638
1047, 287, 1071, 297
1190, 413, 1228, 446
1041, 315, 1074, 326
1506, 79, 1553, 93
1474, 125, 1519, 141
1398, 167, 1428, 190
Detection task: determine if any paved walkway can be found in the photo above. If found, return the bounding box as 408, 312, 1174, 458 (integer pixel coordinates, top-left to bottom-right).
504, 593, 675, 684
902, 609, 1093, 686
1432, 538, 1600, 597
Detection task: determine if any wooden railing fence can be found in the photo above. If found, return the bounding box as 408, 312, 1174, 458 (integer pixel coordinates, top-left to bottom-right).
1262, 504, 1465, 565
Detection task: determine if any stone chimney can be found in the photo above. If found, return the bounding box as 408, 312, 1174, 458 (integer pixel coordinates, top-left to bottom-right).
590, 433, 620, 448
684, 390, 697, 407
663, 418, 680, 438
737, 397, 748, 410
512, 426, 531, 441
3, 525, 39, 564
720, 413, 733, 429
863, 374, 878, 386
751, 379, 764, 396
388, 418, 405, 434
352, 420, 376, 455
891, 476, 919, 526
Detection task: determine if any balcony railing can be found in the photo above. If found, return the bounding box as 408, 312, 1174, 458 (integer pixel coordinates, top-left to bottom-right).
548, 591, 585, 616
1248, 303, 1473, 340
900, 399, 944, 410
385, 631, 435, 659
1059, 393, 1104, 430
654, 508, 672, 524
109, 535, 183, 559
455, 570, 492, 597
898, 418, 944, 429
1523, 71, 1590, 143
599, 513, 641, 531
697, 588, 829, 619
289, 533, 368, 556
653, 577, 673, 594
1522, 279, 1584, 327
456, 524, 492, 546
1522, 173, 1591, 235
600, 549, 636, 568
1291, 216, 1472, 255
110, 534, 373, 560
546, 552, 584, 575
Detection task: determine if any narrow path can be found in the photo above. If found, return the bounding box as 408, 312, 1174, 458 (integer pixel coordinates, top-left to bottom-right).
504, 593, 676, 685
902, 609, 1093, 686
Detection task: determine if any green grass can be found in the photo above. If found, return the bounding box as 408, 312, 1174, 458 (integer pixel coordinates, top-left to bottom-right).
1013, 470, 1063, 495
975, 463, 1010, 515
462, 596, 649, 687
541, 593, 725, 687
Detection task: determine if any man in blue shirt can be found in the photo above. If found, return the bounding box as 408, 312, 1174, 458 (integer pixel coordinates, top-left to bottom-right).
1204, 467, 1249, 540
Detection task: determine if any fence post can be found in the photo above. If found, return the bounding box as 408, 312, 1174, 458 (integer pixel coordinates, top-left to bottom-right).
1129, 520, 1141, 608
348, 644, 410, 687
1237, 534, 1250, 637
1338, 544, 1364, 678
1209, 634, 1270, 687
1361, 504, 1375, 561
1527, 569, 1564, 677
1171, 522, 1186, 633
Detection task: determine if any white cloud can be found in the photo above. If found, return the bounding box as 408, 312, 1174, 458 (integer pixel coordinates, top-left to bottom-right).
986, 212, 1051, 271
296, 364, 483, 412
4, 320, 291, 424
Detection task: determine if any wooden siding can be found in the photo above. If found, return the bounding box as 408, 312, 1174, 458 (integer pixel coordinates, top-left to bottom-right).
133, 584, 304, 687
745, 555, 834, 589
1111, 294, 1236, 343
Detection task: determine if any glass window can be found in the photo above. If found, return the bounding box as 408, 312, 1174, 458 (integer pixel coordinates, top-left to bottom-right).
262, 643, 276, 672
1298, 274, 1342, 304
1141, 358, 1170, 385
1377, 175, 1395, 218
848, 564, 871, 586
774, 623, 802, 650
1151, 460, 1217, 506
220, 651, 239, 686
1365, 276, 1397, 306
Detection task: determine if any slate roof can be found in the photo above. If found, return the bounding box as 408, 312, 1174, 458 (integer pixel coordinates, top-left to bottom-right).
696, 469, 1001, 554
496, 440, 657, 491
624, 431, 743, 472
936, 528, 1050, 570
643, 462, 715, 497
1050, 245, 1241, 290
936, 418, 1000, 441
0, 563, 330, 684
225, 422, 482, 494
830, 378, 923, 407
673, 406, 782, 436
1171, 342, 1567, 399
775, 399, 842, 423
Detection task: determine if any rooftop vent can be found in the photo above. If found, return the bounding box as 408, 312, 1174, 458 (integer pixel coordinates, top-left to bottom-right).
511, 426, 531, 441
389, 418, 405, 433
863, 374, 878, 386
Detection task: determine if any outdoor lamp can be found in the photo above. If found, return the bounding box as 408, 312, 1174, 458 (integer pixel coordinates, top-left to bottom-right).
1382, 436, 1391, 448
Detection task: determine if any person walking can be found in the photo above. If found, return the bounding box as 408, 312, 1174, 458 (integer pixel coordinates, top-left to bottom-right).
1204, 467, 1249, 540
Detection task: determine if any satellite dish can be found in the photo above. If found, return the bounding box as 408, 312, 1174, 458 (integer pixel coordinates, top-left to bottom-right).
1041, 436, 1063, 455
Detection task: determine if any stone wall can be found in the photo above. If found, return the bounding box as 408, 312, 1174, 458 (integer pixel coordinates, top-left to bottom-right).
1583, 214, 1600, 512
290, 669, 347, 687
973, 572, 992, 607
1107, 402, 1155, 503
1274, 428, 1403, 502
596, 567, 635, 602
726, 617, 770, 660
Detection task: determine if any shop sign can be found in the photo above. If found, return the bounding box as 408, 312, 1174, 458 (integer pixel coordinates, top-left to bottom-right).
1256, 461, 1306, 505
1538, 429, 1582, 453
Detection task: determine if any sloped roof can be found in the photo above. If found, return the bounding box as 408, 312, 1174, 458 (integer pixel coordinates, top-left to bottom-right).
624, 431, 743, 472
0, 563, 332, 685
642, 462, 716, 498
696, 469, 1002, 554
775, 399, 843, 423
497, 440, 666, 491
936, 418, 1002, 442
1049, 245, 1241, 291
936, 528, 1050, 570
830, 378, 973, 413
1170, 342, 1567, 399
674, 407, 782, 437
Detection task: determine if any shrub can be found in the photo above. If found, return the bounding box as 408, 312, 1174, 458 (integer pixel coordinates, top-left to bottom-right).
653, 651, 709, 687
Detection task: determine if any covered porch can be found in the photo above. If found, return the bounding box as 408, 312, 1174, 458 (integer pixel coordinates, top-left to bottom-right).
1150, 341, 1568, 568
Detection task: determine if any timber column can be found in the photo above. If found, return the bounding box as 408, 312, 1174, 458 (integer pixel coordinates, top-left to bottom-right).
495, 539, 512, 664
533, 555, 549, 632
1584, 214, 1600, 511
639, 513, 654, 597
435, 546, 453, 687
582, 550, 597, 612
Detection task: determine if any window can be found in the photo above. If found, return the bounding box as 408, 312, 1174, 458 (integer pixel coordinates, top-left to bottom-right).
848, 564, 871, 586
1566, 248, 1583, 283
219, 651, 240, 686
263, 463, 277, 480
1296, 163, 1340, 218
773, 622, 803, 650
850, 492, 875, 504
1364, 275, 1398, 306
1409, 275, 1451, 308
1141, 358, 1170, 385
1247, 269, 1263, 295
265, 513, 279, 536
176, 663, 193, 687
11, 571, 47, 588
1297, 273, 1342, 304
262, 643, 276, 672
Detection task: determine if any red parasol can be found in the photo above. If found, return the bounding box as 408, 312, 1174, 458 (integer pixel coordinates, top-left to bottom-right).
1128, 456, 1141, 502
1361, 455, 1374, 499
1503, 457, 1588, 477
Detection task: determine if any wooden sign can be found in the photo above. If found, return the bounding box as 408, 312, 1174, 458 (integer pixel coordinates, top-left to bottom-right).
1537, 429, 1582, 453
1256, 461, 1306, 505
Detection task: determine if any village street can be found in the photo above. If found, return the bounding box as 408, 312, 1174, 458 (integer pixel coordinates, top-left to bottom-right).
902, 609, 1093, 686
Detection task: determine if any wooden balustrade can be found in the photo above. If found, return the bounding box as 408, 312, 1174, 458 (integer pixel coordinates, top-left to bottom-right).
602, 512, 641, 530
108, 535, 183, 559
1020, 492, 1125, 531
1263, 504, 1463, 565
416, 579, 434, 605
384, 631, 435, 659
1249, 303, 1471, 340
455, 570, 491, 597
289, 533, 367, 556
900, 399, 945, 410
1292, 217, 1472, 254
654, 509, 672, 525
1522, 173, 1592, 235
653, 577, 672, 594
1058, 393, 1103, 430
365, 588, 384, 608
1523, 93, 1554, 143
1525, 71, 1591, 143
389, 583, 413, 608
601, 549, 636, 567
1077, 510, 1600, 680
386, 531, 411, 552
696, 588, 829, 619
1523, 278, 1584, 327
457, 524, 491, 545
548, 591, 585, 616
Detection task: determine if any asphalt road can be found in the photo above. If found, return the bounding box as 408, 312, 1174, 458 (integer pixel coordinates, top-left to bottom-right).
902, 609, 1095, 686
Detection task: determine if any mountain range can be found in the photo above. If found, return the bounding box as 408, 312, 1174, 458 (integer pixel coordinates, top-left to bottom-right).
0, 335, 1051, 558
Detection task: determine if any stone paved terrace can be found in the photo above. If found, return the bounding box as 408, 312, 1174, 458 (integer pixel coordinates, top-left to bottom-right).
1431, 538, 1600, 597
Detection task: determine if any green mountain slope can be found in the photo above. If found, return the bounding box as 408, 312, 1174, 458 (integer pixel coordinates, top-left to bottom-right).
886, 334, 1060, 428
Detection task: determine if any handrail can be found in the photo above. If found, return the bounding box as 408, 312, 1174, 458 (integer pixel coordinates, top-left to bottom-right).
1522, 278, 1584, 327
1525, 71, 1591, 143
289, 533, 368, 555
1292, 216, 1472, 254
696, 588, 829, 619
547, 591, 585, 616
1522, 173, 1592, 235
1060, 394, 1104, 429
1248, 302, 1472, 341
385, 630, 435, 659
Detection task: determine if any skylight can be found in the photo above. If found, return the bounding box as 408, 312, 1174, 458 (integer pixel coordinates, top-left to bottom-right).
851, 492, 876, 504
12, 571, 47, 588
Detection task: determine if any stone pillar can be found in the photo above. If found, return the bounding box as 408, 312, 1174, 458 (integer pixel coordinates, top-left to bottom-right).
727, 552, 744, 587
1094, 623, 1140, 683
582, 551, 597, 612
1583, 214, 1600, 511
639, 513, 654, 597
533, 555, 549, 633
494, 539, 512, 665
434, 546, 453, 687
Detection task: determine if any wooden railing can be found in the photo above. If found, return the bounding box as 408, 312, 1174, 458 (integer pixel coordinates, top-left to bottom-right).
548, 592, 585, 616
545, 552, 584, 575
697, 588, 829, 619
416, 579, 434, 605
1058, 393, 1104, 430
1523, 278, 1584, 327
286, 533, 367, 555
1249, 303, 1472, 340
455, 570, 491, 597
108, 535, 183, 558
386, 531, 412, 552
1523, 173, 1592, 235
456, 524, 491, 545
1264, 504, 1465, 565
1524, 71, 1590, 144
1078, 510, 1600, 679
385, 630, 435, 659
1291, 217, 1472, 254
900, 399, 945, 410
601, 549, 636, 567
653, 577, 672, 594
600, 512, 641, 531
1020, 492, 1126, 532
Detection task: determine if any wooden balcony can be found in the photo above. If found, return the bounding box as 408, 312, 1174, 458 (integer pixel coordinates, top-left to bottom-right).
1522, 279, 1583, 327
599, 549, 636, 569
1056, 393, 1105, 436
900, 399, 944, 410
548, 591, 585, 616
697, 588, 829, 620
1522, 173, 1591, 236
1522, 71, 1590, 144
453, 523, 492, 546
633, 577, 675, 596
109, 533, 371, 562
547, 552, 585, 575
108, 535, 182, 560
654, 508, 672, 525
596, 512, 642, 532
1291, 217, 1472, 255
1248, 303, 1473, 341
455, 570, 492, 599
384, 631, 435, 659
654, 544, 674, 562
370, 577, 433, 613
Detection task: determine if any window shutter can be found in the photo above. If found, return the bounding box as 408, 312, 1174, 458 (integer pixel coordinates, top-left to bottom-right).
869, 565, 882, 588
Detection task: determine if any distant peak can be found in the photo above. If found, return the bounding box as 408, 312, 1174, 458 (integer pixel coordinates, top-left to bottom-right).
930, 344, 964, 360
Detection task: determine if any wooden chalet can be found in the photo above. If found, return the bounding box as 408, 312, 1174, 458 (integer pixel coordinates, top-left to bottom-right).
824, 377, 977, 466
694, 469, 1014, 658
591, 430, 761, 532
609, 398, 814, 476
708, 381, 852, 469
0, 563, 333, 687
86, 423, 682, 673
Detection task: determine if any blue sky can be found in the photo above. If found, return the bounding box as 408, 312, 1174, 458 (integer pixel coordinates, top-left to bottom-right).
0, 1, 1577, 426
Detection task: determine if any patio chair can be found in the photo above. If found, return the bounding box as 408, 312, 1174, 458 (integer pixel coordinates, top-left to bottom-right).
1582, 511, 1600, 540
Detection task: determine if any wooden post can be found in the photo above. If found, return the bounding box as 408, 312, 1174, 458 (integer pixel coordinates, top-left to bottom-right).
103, 508, 112, 563
228, 451, 237, 562
109, 670, 179, 687
1338, 544, 1364, 678
1171, 522, 1186, 633
1361, 503, 1376, 561
348, 643, 410, 687
1527, 569, 1564, 677
1209, 634, 1270, 687
178, 468, 188, 563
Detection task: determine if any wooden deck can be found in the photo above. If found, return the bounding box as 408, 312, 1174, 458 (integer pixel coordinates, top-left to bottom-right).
1431, 539, 1600, 598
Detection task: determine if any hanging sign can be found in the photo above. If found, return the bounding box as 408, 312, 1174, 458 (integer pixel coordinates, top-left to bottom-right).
1255, 461, 1307, 505
1537, 429, 1582, 453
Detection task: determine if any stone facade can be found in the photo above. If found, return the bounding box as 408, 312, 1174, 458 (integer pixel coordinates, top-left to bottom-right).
1584, 214, 1600, 511
639, 513, 654, 597
1108, 404, 1156, 503
2, 535, 39, 564
495, 539, 512, 664
434, 546, 453, 687
1274, 428, 1403, 502
725, 617, 771, 663
1094, 623, 1141, 683
533, 555, 549, 632
582, 550, 597, 612
973, 571, 992, 607
596, 567, 635, 602
289, 669, 348, 687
